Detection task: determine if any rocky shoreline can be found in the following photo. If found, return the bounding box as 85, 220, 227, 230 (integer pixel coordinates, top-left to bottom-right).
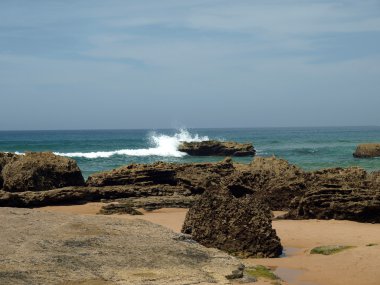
0, 151, 379, 284
1, 152, 379, 222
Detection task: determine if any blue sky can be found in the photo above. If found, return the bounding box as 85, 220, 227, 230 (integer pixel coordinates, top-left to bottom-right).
0, 0, 379, 130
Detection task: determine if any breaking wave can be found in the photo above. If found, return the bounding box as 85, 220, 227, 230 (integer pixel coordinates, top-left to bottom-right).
54, 129, 209, 159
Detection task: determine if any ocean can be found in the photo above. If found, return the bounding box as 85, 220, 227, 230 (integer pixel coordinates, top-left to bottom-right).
0, 127, 379, 178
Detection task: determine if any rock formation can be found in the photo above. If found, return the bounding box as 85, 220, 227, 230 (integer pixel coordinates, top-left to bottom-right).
182, 185, 283, 258
2, 152, 85, 192
0, 207, 243, 285
353, 143, 380, 158
178, 140, 255, 156
285, 187, 380, 223
243, 156, 307, 210
1, 151, 379, 224
285, 167, 380, 223
0, 152, 19, 187
87, 159, 235, 195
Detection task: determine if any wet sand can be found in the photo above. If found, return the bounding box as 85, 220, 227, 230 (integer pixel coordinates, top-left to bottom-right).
38, 203, 380, 285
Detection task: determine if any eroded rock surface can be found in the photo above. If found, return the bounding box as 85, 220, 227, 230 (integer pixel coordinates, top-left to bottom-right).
242, 157, 307, 210
2, 152, 84, 192
285, 167, 380, 223
0, 152, 19, 187
0, 207, 243, 285
87, 159, 235, 195
353, 143, 380, 158
182, 185, 283, 258
178, 141, 255, 156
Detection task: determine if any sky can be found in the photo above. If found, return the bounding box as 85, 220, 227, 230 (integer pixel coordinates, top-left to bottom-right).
0, 0, 380, 130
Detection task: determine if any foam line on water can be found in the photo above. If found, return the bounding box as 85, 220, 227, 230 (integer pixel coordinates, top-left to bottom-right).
53, 129, 209, 159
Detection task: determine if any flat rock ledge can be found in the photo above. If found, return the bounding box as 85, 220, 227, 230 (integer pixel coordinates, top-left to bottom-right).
353, 143, 380, 158
0, 207, 243, 285
178, 141, 256, 156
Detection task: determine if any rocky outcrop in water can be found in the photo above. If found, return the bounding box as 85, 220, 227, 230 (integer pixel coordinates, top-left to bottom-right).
0, 207, 243, 285
2, 152, 85, 192
182, 185, 283, 258
178, 141, 255, 156
353, 143, 380, 158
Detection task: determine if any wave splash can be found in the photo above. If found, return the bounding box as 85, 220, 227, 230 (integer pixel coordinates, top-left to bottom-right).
54, 129, 209, 159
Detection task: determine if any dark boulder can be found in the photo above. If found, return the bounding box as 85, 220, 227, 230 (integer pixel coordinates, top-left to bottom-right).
2, 152, 85, 192
353, 143, 380, 158
230, 157, 307, 210
182, 185, 283, 258
285, 187, 380, 223
285, 167, 380, 223
178, 141, 255, 156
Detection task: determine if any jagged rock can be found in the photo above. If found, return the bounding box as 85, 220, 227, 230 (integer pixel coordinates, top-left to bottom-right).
0, 152, 19, 187
178, 141, 255, 156
285, 167, 380, 223
227, 157, 307, 210
285, 187, 380, 223
86, 161, 177, 187
307, 167, 371, 189
87, 159, 235, 195
246, 157, 307, 210
182, 185, 283, 258
0, 207, 243, 285
353, 143, 380, 158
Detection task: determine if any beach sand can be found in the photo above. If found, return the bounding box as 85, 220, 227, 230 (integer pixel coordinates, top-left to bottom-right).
38, 204, 380, 285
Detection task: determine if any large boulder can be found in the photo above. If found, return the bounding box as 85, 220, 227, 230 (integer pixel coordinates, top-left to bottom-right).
182, 185, 283, 258
0, 153, 19, 187
2, 152, 85, 192
0, 207, 243, 285
178, 141, 255, 156
353, 143, 380, 158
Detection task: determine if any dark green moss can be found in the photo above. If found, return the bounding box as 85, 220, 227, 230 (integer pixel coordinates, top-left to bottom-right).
245, 265, 279, 280
310, 245, 354, 255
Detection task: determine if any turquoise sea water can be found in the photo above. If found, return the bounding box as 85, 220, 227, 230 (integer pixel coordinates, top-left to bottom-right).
0, 127, 379, 178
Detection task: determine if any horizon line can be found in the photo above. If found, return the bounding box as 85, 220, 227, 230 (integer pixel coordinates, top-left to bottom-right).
0, 125, 379, 132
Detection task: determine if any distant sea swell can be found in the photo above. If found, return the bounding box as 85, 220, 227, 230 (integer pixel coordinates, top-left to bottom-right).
53, 129, 209, 159
0, 127, 379, 178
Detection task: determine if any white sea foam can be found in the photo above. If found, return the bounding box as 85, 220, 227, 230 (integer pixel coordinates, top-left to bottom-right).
53, 129, 209, 159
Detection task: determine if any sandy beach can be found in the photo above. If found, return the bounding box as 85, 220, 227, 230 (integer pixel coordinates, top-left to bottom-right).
37, 203, 380, 285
